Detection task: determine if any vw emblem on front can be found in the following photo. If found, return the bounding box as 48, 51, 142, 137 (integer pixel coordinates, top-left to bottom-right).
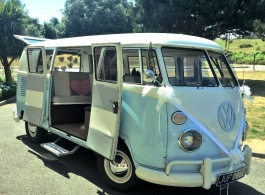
218, 102, 235, 131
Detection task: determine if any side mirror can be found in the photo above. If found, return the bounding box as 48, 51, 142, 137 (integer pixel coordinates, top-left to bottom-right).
143, 70, 155, 83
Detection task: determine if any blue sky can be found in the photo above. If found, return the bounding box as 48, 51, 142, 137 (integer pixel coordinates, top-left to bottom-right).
21, 0, 65, 23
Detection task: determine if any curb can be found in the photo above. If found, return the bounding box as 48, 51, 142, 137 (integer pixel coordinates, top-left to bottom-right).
252, 152, 265, 159
0, 96, 265, 159
0, 96, 16, 106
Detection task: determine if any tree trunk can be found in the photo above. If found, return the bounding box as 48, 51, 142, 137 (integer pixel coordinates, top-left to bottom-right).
4, 66, 12, 83
0, 51, 13, 83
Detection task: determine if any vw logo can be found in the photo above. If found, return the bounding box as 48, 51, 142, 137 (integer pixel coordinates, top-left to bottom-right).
218, 102, 235, 131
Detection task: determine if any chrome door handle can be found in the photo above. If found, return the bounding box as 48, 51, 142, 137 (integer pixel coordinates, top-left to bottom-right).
108, 101, 118, 114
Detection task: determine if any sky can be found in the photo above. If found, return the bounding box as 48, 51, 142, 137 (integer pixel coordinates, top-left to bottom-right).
21, 0, 65, 23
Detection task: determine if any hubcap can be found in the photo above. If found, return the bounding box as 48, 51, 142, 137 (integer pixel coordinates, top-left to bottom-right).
104, 150, 132, 184
28, 123, 37, 137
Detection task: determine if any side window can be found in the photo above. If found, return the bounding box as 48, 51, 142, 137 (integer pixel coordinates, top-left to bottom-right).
94, 46, 117, 82
46, 50, 54, 70
123, 49, 141, 84
27, 49, 54, 73
141, 49, 162, 83
27, 48, 43, 74
53, 51, 81, 72
122, 48, 162, 85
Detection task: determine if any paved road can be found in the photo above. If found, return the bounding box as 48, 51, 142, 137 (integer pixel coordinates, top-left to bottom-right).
1, 103, 265, 195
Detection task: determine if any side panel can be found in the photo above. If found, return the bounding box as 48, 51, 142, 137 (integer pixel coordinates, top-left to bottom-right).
23, 74, 45, 124
120, 85, 167, 169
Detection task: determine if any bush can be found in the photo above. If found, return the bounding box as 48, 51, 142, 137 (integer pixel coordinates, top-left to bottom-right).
0, 70, 17, 100
0, 81, 17, 99
257, 59, 265, 65
238, 44, 253, 48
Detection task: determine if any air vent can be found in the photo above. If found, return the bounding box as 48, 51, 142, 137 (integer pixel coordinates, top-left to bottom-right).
21, 77, 27, 97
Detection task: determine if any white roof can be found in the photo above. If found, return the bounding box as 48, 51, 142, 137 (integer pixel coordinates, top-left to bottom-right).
29, 33, 224, 52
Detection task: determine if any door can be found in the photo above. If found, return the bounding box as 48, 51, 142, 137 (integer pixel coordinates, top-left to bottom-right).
23, 47, 47, 126
87, 43, 123, 160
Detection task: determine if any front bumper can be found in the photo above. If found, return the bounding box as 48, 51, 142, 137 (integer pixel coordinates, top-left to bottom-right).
135, 145, 252, 189
12, 107, 20, 122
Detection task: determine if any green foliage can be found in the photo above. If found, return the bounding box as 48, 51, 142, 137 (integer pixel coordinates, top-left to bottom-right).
24, 17, 43, 37
253, 19, 265, 41
61, 0, 133, 37
132, 0, 265, 39
231, 51, 265, 64
0, 0, 27, 82
238, 44, 253, 48
0, 71, 16, 99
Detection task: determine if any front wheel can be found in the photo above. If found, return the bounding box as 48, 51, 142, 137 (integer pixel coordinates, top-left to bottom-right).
25, 122, 47, 143
97, 146, 137, 191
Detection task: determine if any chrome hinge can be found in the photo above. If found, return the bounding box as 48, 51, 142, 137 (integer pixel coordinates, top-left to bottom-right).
44, 116, 49, 120
163, 157, 166, 165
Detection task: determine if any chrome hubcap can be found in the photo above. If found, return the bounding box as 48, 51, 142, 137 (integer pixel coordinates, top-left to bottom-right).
104, 150, 132, 184
28, 123, 37, 137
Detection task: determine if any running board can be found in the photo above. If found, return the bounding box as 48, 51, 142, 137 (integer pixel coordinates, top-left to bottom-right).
41, 138, 80, 157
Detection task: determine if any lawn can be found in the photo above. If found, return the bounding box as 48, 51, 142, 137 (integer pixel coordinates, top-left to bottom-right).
216, 38, 265, 53
235, 71, 265, 140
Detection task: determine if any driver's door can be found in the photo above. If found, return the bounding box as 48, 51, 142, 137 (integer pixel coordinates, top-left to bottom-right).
23, 47, 47, 126
86, 43, 123, 160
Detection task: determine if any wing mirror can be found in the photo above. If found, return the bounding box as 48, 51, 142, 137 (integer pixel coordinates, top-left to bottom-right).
143, 70, 155, 83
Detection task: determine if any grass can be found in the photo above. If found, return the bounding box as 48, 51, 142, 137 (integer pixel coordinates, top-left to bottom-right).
216, 38, 265, 53
235, 71, 265, 140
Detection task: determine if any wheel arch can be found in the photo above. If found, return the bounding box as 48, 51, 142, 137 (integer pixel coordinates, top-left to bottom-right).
118, 135, 137, 167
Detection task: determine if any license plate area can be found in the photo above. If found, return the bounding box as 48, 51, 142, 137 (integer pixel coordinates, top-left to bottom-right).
216, 167, 246, 187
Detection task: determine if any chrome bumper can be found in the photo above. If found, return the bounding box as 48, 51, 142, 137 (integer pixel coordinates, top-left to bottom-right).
135, 145, 252, 189
12, 107, 20, 122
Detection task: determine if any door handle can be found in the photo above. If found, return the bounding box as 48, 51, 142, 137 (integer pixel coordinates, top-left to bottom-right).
108, 101, 119, 114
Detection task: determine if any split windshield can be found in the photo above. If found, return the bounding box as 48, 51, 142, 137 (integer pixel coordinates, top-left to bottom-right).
208, 52, 238, 87
162, 47, 237, 87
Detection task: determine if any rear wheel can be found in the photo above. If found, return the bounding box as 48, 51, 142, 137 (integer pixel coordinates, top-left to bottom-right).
25, 122, 47, 143
97, 146, 137, 191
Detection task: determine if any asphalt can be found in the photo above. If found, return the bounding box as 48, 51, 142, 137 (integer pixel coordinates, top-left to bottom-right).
1, 96, 264, 159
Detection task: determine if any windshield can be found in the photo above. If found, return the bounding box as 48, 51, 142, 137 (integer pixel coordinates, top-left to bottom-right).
162, 47, 218, 87
208, 52, 238, 87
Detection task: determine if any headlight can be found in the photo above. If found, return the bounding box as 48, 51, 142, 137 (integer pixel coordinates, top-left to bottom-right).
178, 129, 203, 152
172, 111, 187, 125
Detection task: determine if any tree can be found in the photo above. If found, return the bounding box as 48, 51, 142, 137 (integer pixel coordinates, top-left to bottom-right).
24, 17, 43, 37
0, 0, 26, 82
43, 17, 65, 39
62, 0, 133, 37
253, 19, 265, 41
132, 0, 265, 40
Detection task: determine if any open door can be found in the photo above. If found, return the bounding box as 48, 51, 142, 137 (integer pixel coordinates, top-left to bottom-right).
86, 43, 123, 160
23, 47, 47, 126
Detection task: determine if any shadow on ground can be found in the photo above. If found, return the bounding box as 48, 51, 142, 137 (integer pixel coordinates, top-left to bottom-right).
16, 134, 263, 195
239, 79, 265, 97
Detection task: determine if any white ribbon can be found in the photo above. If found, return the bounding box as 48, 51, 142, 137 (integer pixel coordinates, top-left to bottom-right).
156, 86, 245, 166
240, 85, 253, 103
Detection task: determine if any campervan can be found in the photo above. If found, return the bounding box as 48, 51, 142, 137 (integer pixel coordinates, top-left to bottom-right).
13, 33, 252, 190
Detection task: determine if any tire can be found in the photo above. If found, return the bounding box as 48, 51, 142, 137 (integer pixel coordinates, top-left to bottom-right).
25, 122, 47, 143
97, 146, 138, 191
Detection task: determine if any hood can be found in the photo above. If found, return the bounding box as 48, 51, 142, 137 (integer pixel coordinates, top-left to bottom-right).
173, 86, 243, 150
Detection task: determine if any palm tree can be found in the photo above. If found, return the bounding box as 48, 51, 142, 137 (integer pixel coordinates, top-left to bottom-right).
0, 0, 26, 82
